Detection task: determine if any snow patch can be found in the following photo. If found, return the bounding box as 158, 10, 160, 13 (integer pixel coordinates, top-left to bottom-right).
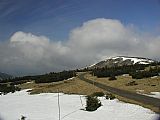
67, 77, 75, 80
151, 76, 158, 79
136, 89, 145, 94
137, 91, 160, 99
26, 81, 34, 84
139, 61, 150, 64
149, 92, 160, 99
0, 90, 159, 120
144, 92, 160, 99
110, 56, 154, 64
114, 56, 154, 64
89, 63, 97, 67
122, 74, 129, 76
110, 56, 120, 60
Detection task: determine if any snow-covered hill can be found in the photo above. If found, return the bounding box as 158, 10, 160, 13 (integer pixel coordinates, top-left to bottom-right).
88, 56, 155, 69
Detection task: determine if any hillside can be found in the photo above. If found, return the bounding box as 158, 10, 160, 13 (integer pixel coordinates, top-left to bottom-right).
0, 72, 13, 81
87, 56, 155, 69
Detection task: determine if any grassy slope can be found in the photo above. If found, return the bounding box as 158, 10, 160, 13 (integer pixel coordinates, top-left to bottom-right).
19, 76, 104, 95
85, 73, 160, 94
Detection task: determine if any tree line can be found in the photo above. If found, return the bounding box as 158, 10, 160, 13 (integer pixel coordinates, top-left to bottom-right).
130, 66, 160, 79
34, 70, 76, 83
0, 70, 76, 84
0, 84, 21, 95
92, 64, 147, 77
92, 63, 160, 79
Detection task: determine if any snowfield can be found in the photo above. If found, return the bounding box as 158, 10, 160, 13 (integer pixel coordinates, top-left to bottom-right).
0, 90, 159, 120
111, 56, 154, 64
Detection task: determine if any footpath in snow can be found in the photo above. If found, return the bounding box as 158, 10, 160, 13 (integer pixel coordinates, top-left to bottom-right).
0, 89, 159, 120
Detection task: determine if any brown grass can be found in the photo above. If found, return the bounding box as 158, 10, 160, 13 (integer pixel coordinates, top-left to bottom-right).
19, 77, 104, 95
85, 74, 160, 94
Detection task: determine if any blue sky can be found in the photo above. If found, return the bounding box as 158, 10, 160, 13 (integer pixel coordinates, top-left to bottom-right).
0, 0, 160, 41
0, 0, 160, 75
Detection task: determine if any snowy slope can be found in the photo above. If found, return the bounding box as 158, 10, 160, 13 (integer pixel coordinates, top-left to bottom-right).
111, 56, 154, 64
88, 56, 155, 69
0, 90, 159, 120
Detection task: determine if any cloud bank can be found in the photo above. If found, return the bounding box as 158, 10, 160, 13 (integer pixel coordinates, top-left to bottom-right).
0, 18, 160, 75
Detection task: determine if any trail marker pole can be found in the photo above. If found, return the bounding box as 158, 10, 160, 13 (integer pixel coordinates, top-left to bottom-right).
57, 89, 60, 120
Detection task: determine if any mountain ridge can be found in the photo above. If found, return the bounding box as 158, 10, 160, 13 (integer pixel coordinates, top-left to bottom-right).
0, 72, 13, 80
87, 56, 155, 69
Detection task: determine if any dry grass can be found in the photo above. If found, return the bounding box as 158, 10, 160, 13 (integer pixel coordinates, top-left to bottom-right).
18, 72, 160, 113
85, 74, 160, 94
19, 77, 104, 95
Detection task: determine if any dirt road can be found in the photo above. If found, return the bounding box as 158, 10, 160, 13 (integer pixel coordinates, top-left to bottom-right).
78, 73, 160, 110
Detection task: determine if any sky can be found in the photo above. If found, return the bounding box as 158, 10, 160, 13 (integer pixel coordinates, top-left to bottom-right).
0, 0, 160, 75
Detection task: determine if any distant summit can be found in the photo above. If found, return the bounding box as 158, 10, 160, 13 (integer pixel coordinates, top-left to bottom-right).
87, 56, 155, 69
0, 72, 13, 81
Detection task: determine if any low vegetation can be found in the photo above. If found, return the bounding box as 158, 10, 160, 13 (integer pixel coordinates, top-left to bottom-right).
92, 64, 148, 78
105, 93, 116, 100
92, 63, 160, 79
108, 75, 117, 80
0, 83, 21, 95
125, 81, 138, 86
85, 92, 115, 111
19, 115, 26, 120
0, 70, 76, 85
85, 72, 160, 94
130, 67, 160, 79
91, 92, 104, 97
34, 71, 76, 83
86, 95, 101, 111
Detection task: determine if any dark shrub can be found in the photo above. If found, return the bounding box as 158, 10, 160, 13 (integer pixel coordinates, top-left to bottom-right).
108, 76, 117, 80
105, 93, 116, 100
126, 81, 138, 86
20, 115, 26, 120
86, 96, 101, 111
0, 84, 21, 95
91, 92, 104, 97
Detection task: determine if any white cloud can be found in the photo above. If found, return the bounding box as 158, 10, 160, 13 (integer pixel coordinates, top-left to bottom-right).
69, 18, 160, 60
0, 18, 160, 75
0, 31, 70, 75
